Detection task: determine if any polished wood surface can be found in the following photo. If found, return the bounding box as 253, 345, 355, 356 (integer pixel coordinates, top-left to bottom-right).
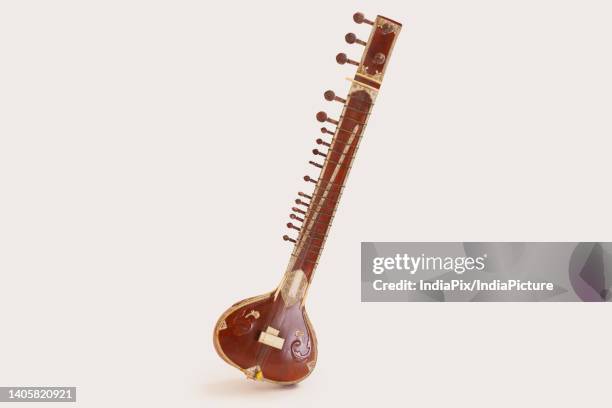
214, 13, 401, 385
215, 293, 316, 384
294, 88, 372, 280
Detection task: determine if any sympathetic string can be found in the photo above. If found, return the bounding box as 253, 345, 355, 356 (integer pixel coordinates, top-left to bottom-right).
283, 79, 375, 260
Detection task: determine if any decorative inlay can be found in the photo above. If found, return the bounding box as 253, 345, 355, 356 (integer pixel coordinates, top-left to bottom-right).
245, 310, 260, 319
290, 333, 311, 361
280, 268, 308, 307
218, 320, 227, 330
295, 330, 304, 337
358, 66, 384, 83
231, 308, 258, 336
377, 20, 401, 35
244, 365, 263, 381
347, 80, 378, 100
306, 360, 316, 372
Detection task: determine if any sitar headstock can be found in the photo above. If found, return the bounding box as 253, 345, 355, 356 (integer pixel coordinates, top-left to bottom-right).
340, 13, 402, 89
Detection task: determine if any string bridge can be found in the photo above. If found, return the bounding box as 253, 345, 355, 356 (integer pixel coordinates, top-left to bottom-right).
258, 326, 285, 350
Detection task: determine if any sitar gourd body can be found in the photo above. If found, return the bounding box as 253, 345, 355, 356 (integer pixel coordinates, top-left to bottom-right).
214, 12, 402, 385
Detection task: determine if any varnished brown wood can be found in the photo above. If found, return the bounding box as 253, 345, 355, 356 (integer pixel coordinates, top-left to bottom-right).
355, 15, 401, 83
214, 13, 401, 385
214, 293, 316, 384
290, 88, 373, 280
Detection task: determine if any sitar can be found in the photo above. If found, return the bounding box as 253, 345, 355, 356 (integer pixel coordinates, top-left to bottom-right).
214, 12, 402, 384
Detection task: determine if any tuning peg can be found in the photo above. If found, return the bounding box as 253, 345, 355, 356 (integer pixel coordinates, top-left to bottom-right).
290, 213, 304, 223
324, 90, 347, 104
298, 192, 312, 200
373, 52, 386, 65
320, 127, 335, 135
292, 206, 306, 215
283, 234, 297, 243
309, 160, 323, 169
313, 149, 327, 158
287, 222, 301, 232
353, 12, 374, 25
295, 198, 309, 207
289, 214, 304, 222
336, 53, 359, 66
316, 138, 331, 147
345, 33, 367, 46
316, 111, 339, 125
304, 175, 317, 184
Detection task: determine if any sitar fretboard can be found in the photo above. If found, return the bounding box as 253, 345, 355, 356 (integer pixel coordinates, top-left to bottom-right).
278, 13, 402, 304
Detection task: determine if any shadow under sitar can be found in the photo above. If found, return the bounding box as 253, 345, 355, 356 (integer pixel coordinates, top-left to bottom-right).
203, 377, 297, 397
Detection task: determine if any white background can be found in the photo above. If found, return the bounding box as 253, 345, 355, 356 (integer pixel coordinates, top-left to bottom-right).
1, 1, 611, 407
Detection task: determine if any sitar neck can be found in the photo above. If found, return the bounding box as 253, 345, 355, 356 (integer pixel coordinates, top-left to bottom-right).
278, 14, 402, 306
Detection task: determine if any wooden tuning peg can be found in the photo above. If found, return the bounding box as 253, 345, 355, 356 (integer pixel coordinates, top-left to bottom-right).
287, 222, 301, 231
316, 138, 331, 147
283, 235, 297, 243
295, 198, 309, 207
353, 12, 374, 25
316, 111, 339, 125
290, 213, 304, 223
320, 127, 335, 135
336, 53, 359, 66
345, 33, 367, 46
298, 192, 312, 200
312, 149, 327, 158
324, 90, 347, 104
292, 206, 306, 215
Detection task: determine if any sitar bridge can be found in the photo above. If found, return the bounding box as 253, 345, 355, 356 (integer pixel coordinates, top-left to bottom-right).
258, 326, 285, 350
